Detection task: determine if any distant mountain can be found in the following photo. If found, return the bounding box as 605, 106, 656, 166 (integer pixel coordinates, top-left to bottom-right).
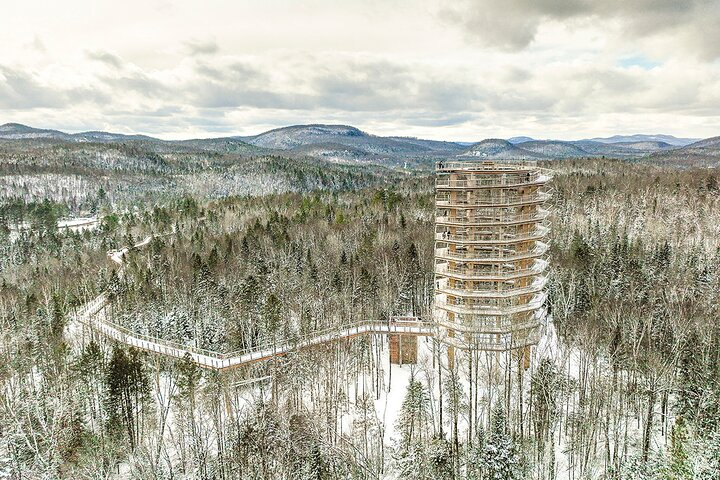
570, 140, 657, 157
1, 122, 714, 165
0, 123, 74, 141
176, 137, 260, 154
514, 140, 588, 157
684, 136, 720, 149
0, 123, 156, 143
508, 136, 535, 144
289, 142, 375, 163
74, 131, 155, 142
241, 125, 364, 150
642, 136, 720, 167
612, 141, 674, 150
458, 139, 544, 160
0, 122, 463, 166
587, 134, 699, 147
457, 137, 679, 160
241, 124, 463, 159
387, 136, 466, 153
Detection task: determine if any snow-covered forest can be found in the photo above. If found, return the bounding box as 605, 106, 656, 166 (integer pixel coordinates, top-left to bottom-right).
1, 158, 720, 479
0, 140, 406, 210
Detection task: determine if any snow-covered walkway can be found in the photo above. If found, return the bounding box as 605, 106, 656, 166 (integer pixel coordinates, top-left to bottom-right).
70, 233, 434, 370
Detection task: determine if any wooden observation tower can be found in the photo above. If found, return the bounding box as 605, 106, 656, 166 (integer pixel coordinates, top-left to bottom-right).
433, 160, 551, 365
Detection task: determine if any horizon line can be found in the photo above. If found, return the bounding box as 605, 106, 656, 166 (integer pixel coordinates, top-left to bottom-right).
0, 121, 706, 144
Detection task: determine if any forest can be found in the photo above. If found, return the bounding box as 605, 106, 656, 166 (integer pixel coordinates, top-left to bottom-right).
0, 139, 409, 209
1, 156, 719, 479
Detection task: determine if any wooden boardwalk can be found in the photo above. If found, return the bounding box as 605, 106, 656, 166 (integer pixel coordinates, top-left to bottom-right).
72, 234, 434, 371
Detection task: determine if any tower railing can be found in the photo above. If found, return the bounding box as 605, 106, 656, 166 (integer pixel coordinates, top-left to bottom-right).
435, 160, 542, 171
435, 174, 551, 189
434, 225, 549, 244
435, 209, 550, 225
437, 312, 545, 336
435, 275, 547, 298
434, 241, 550, 262
435, 191, 551, 206
435, 260, 548, 279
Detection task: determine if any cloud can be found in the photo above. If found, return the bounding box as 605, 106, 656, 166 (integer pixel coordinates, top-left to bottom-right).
0, 67, 64, 109
30, 36, 46, 53
1, 0, 718, 140
0, 66, 83, 109
439, 0, 720, 60
0, 65, 112, 109
3, 50, 719, 139
101, 70, 168, 98
87, 50, 123, 69
185, 40, 219, 56
438, 5, 538, 51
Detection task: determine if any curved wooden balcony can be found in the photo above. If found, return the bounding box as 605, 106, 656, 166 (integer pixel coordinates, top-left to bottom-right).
435, 174, 551, 190
435, 292, 546, 317
435, 160, 550, 173
437, 312, 543, 336
436, 275, 547, 299
434, 241, 549, 263
434, 224, 550, 245
437, 318, 544, 352
435, 208, 549, 227
435, 191, 551, 207
434, 259, 548, 281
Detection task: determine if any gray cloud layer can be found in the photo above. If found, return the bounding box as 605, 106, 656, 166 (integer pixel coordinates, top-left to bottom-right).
186, 40, 220, 56
441, 0, 720, 59
0, 0, 718, 139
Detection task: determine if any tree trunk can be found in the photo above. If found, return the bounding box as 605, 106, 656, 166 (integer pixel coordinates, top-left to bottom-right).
642, 389, 656, 461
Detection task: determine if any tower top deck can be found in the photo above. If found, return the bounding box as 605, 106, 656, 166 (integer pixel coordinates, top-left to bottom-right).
436, 160, 544, 173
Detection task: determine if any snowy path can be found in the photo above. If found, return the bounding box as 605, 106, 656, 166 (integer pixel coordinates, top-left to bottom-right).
70, 233, 434, 370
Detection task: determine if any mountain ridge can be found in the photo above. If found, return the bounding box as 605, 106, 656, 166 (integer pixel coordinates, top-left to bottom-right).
238, 124, 465, 157
1, 122, 717, 165
587, 134, 699, 146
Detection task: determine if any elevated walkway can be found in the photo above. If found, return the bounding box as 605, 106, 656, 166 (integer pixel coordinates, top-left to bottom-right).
72, 233, 434, 371
74, 292, 433, 371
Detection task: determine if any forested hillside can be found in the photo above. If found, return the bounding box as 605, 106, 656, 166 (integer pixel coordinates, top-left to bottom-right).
1, 157, 719, 478
0, 139, 410, 211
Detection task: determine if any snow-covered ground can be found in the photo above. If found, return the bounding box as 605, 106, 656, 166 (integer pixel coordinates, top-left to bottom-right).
57, 217, 99, 230
8, 216, 99, 241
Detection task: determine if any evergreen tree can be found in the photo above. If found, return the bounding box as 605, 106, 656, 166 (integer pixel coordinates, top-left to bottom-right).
667, 417, 693, 480
105, 346, 149, 449
396, 376, 431, 450
264, 292, 283, 341
477, 403, 523, 480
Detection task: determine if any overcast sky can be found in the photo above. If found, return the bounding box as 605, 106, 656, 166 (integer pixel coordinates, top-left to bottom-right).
1, 0, 719, 140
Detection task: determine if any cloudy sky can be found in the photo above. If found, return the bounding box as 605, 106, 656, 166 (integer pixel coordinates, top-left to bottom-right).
1, 0, 719, 140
